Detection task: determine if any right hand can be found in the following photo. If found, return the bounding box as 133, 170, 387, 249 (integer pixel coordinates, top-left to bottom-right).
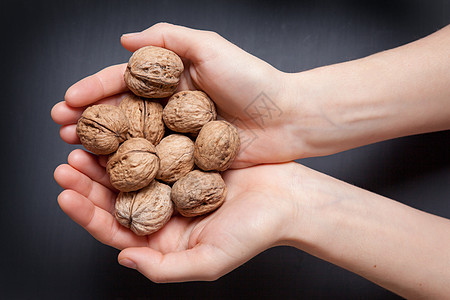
54, 148, 298, 282
51, 23, 302, 168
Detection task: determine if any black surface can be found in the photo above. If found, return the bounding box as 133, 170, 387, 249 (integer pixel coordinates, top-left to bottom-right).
1, 0, 449, 299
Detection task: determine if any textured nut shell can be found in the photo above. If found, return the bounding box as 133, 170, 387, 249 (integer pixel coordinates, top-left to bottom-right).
156, 134, 195, 184
76, 104, 128, 155
163, 91, 217, 134
107, 138, 159, 192
115, 180, 173, 236
171, 170, 226, 217
194, 121, 240, 171
119, 94, 165, 145
124, 46, 184, 98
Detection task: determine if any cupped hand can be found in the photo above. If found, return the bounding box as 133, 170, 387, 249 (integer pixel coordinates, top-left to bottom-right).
51, 23, 300, 168
54, 148, 296, 282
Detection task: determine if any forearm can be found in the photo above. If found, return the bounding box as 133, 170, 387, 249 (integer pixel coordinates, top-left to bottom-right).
283, 163, 450, 299
285, 25, 450, 157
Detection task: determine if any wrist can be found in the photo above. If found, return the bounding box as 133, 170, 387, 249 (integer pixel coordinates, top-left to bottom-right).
277, 162, 336, 248
244, 162, 317, 248
281, 66, 370, 158
272, 71, 324, 160
277, 69, 356, 159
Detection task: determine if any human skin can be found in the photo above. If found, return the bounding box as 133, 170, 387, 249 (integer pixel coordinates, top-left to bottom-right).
54, 152, 450, 299
52, 23, 450, 298
51, 23, 450, 168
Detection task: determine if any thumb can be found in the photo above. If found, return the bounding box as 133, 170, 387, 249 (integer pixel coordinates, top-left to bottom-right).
120, 22, 223, 63
118, 245, 231, 283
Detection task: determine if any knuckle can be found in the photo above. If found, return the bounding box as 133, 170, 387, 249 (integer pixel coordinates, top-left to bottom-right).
152, 22, 173, 30
204, 271, 221, 282
203, 265, 224, 281
204, 30, 220, 40
147, 273, 168, 283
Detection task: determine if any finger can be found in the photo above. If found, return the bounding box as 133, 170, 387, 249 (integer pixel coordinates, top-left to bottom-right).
121, 23, 224, 63
51, 101, 84, 125
144, 215, 200, 254
52, 94, 127, 126
118, 244, 231, 282
176, 60, 198, 91
67, 149, 115, 190
57, 189, 147, 250
65, 64, 128, 107
59, 124, 80, 144
54, 164, 115, 213
98, 155, 108, 168
58, 91, 127, 143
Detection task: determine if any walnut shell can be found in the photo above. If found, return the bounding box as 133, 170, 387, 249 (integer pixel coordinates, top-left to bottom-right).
171, 170, 226, 217
115, 180, 173, 236
107, 138, 159, 192
194, 120, 240, 171
163, 91, 217, 134
76, 104, 128, 155
124, 46, 184, 98
119, 94, 165, 145
156, 134, 195, 184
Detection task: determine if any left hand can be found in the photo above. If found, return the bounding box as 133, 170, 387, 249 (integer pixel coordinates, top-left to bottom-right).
51, 23, 300, 168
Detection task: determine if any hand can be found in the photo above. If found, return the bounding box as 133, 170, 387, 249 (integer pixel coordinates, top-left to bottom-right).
54, 149, 295, 282
51, 23, 301, 168
52, 24, 450, 167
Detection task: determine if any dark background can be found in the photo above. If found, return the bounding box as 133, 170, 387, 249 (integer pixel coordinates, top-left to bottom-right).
1, 0, 449, 299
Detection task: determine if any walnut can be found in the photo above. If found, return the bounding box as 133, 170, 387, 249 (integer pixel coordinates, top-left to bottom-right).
194, 120, 240, 171
162, 91, 217, 134
124, 46, 184, 98
155, 134, 195, 184
119, 94, 164, 145
171, 170, 226, 217
76, 104, 128, 155
106, 138, 159, 192
115, 180, 173, 236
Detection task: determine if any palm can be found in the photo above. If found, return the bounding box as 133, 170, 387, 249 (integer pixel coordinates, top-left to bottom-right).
55, 149, 289, 280
147, 168, 281, 255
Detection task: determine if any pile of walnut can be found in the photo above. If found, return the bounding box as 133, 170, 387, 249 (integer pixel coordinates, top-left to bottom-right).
76, 46, 240, 236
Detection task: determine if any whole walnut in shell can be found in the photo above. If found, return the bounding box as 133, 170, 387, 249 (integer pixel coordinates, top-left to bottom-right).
171, 170, 227, 217
115, 180, 173, 236
76, 104, 128, 155
194, 120, 240, 171
156, 134, 195, 184
163, 91, 217, 134
119, 94, 164, 145
124, 46, 184, 98
107, 138, 159, 192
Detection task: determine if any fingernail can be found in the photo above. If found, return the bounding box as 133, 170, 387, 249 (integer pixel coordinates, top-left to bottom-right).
121, 32, 140, 38
119, 258, 137, 269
